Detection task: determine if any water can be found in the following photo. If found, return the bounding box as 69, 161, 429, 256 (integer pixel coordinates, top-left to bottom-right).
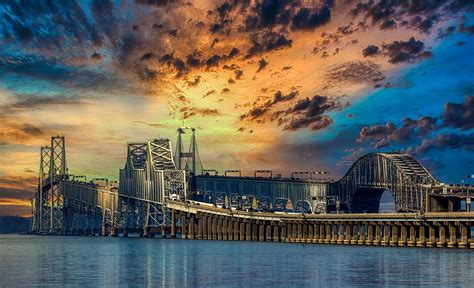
0, 235, 473, 287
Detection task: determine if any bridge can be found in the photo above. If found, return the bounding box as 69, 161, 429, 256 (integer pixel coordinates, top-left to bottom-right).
30, 128, 474, 248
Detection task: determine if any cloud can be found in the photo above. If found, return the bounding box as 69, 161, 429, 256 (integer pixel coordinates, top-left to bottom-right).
362, 45, 380, 57
179, 107, 223, 119
380, 37, 432, 64
413, 133, 474, 155
256, 58, 268, 72
358, 116, 438, 148
240, 90, 298, 121
443, 96, 474, 130
1, 93, 86, 115
278, 95, 344, 131
326, 60, 383, 84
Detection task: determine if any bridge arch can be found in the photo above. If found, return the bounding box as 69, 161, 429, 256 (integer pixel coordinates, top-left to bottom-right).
330, 153, 439, 212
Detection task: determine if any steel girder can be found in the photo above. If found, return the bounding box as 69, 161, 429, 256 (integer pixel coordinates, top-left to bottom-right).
330, 153, 439, 212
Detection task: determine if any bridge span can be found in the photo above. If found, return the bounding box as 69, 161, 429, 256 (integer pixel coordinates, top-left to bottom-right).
29, 129, 474, 248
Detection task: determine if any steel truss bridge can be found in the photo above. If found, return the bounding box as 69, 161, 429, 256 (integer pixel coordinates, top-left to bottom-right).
30, 129, 474, 248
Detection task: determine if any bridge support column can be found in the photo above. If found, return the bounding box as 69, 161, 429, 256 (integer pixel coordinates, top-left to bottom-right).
259, 222, 265, 242
324, 224, 331, 244
202, 214, 208, 240
350, 224, 358, 245
318, 223, 325, 244
110, 227, 117, 237
252, 221, 258, 241
426, 225, 436, 247
331, 224, 338, 244
225, 218, 231, 240
234, 220, 240, 241
307, 223, 314, 243
266, 222, 272, 241
459, 223, 469, 249
358, 223, 365, 245
447, 223, 458, 248
297, 223, 303, 243
189, 216, 195, 240
303, 223, 308, 243
365, 224, 373, 245
373, 224, 381, 246
281, 223, 287, 242
180, 214, 186, 239
240, 221, 246, 241
197, 216, 203, 240
337, 223, 344, 244
407, 225, 416, 247
273, 222, 280, 242
389, 224, 398, 246
292, 223, 298, 243
217, 217, 222, 241
208, 215, 213, 240
381, 224, 389, 246
416, 225, 426, 247
101, 223, 107, 236
212, 216, 217, 240
123, 228, 129, 238
344, 224, 352, 245
143, 227, 149, 238
312, 223, 319, 243
160, 225, 166, 239
398, 225, 407, 247
286, 223, 292, 242
436, 224, 447, 248
245, 221, 251, 241
170, 209, 176, 239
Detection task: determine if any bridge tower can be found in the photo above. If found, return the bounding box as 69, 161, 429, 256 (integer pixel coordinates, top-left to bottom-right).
35, 136, 67, 234
175, 127, 203, 176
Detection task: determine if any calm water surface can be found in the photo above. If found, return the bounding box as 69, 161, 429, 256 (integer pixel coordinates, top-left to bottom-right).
0, 235, 473, 287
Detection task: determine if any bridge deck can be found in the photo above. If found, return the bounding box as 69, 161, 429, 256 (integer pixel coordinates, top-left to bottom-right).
165, 200, 474, 222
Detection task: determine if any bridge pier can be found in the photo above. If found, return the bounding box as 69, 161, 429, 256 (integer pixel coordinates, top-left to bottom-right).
350, 223, 358, 245
337, 223, 344, 244
381, 224, 390, 246
459, 223, 469, 248
365, 224, 373, 245
447, 223, 458, 248
426, 225, 436, 247
330, 224, 337, 244
398, 224, 407, 247
234, 220, 240, 241
324, 224, 331, 244
344, 223, 352, 244
357, 223, 365, 245
407, 225, 416, 247
389, 224, 398, 246
373, 224, 381, 246
436, 224, 447, 247
170, 209, 176, 239
101, 224, 108, 236
416, 225, 426, 247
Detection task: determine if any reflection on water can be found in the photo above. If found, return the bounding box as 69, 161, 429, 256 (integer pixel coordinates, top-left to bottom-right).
0, 235, 473, 286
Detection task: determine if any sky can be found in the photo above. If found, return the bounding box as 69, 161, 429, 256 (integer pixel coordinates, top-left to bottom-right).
0, 0, 474, 216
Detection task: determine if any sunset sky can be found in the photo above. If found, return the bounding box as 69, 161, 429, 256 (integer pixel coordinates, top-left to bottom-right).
1, 0, 474, 216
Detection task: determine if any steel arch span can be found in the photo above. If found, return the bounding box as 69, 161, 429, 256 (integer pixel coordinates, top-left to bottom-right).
330, 153, 439, 213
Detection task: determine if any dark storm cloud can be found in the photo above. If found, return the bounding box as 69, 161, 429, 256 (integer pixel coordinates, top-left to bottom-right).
350, 0, 474, 34
246, 31, 292, 58
413, 133, 474, 155
381, 37, 432, 64
357, 116, 438, 148
443, 96, 474, 130
362, 45, 380, 57
280, 95, 344, 131
240, 90, 298, 121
